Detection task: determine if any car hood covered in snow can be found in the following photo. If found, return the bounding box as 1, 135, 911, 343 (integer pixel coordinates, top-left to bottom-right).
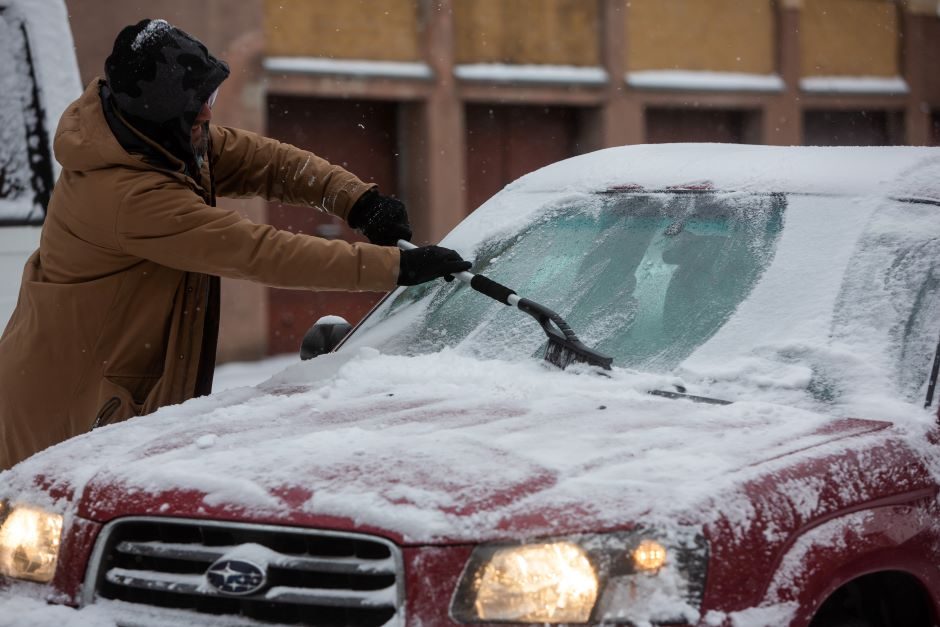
1, 349, 933, 544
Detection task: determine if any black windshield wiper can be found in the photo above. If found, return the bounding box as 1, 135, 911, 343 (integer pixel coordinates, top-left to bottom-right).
648, 389, 732, 406
925, 327, 940, 409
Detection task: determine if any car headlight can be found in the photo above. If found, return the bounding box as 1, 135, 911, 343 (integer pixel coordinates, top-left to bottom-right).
0, 501, 64, 583
451, 528, 707, 625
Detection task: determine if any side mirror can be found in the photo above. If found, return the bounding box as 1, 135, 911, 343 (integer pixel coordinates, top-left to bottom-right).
300, 316, 353, 360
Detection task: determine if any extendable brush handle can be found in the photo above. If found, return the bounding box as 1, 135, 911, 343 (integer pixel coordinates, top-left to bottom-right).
398, 239, 521, 304
396, 240, 612, 370
396, 240, 576, 340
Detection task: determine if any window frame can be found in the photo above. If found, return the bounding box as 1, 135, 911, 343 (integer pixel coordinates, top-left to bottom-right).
0, 6, 54, 227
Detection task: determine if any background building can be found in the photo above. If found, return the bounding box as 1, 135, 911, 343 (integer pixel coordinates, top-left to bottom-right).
62, 0, 940, 361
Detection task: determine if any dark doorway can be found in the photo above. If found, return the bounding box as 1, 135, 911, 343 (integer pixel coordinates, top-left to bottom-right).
645, 108, 761, 144
265, 96, 400, 355
931, 112, 939, 146
803, 110, 904, 146
465, 105, 583, 213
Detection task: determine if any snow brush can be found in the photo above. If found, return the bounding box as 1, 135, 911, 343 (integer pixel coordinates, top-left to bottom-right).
397, 240, 613, 371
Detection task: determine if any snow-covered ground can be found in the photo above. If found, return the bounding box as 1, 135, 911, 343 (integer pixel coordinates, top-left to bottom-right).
0, 593, 115, 627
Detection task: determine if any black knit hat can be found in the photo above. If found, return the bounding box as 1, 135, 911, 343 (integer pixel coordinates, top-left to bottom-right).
105, 19, 229, 166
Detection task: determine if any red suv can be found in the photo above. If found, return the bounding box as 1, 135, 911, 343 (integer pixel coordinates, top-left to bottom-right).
2, 144, 940, 627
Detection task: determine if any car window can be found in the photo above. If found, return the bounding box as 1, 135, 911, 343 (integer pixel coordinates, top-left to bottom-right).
346, 192, 785, 372
831, 199, 940, 404
0, 8, 53, 225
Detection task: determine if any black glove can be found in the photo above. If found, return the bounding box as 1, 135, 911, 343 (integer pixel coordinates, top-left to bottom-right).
347, 190, 413, 246
398, 246, 472, 286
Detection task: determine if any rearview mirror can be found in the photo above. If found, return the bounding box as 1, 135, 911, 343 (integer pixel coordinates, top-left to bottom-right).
300, 316, 352, 360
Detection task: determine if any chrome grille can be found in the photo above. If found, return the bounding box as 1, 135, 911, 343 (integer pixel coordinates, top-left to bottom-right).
83, 517, 403, 626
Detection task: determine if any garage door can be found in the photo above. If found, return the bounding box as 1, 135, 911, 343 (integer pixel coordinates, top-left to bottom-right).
465, 104, 582, 214
803, 110, 904, 146
645, 108, 760, 144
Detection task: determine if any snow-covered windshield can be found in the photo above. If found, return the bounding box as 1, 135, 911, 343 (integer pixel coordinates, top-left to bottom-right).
347, 191, 940, 413
348, 191, 785, 371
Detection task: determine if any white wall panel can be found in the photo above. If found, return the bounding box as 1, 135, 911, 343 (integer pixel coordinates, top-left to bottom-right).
0, 227, 40, 329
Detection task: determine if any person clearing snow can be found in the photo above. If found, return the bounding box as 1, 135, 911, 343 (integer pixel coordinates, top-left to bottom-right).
0, 18, 471, 470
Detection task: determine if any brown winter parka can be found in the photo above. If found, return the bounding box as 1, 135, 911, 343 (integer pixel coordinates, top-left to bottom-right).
0, 79, 400, 470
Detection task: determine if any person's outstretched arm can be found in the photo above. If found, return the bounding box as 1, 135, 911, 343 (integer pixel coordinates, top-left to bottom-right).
208, 125, 373, 221
117, 182, 399, 291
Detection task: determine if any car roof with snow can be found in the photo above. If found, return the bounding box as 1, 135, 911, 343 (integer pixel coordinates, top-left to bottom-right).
508, 143, 939, 197
442, 144, 940, 253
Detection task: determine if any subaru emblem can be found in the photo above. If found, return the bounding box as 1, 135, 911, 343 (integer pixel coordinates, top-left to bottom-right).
205, 559, 267, 595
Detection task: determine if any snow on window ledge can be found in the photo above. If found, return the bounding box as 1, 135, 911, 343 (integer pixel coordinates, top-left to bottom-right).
263, 57, 434, 81
799, 76, 909, 95
454, 64, 608, 86
625, 70, 785, 93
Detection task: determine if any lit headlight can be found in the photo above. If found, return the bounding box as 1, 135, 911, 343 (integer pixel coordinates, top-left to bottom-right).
462, 540, 598, 623
0, 501, 64, 583
451, 529, 707, 625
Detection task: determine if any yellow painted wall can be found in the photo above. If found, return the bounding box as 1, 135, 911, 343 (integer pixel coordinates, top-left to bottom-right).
801, 0, 898, 76
265, 0, 421, 61
627, 0, 775, 73
454, 0, 599, 66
